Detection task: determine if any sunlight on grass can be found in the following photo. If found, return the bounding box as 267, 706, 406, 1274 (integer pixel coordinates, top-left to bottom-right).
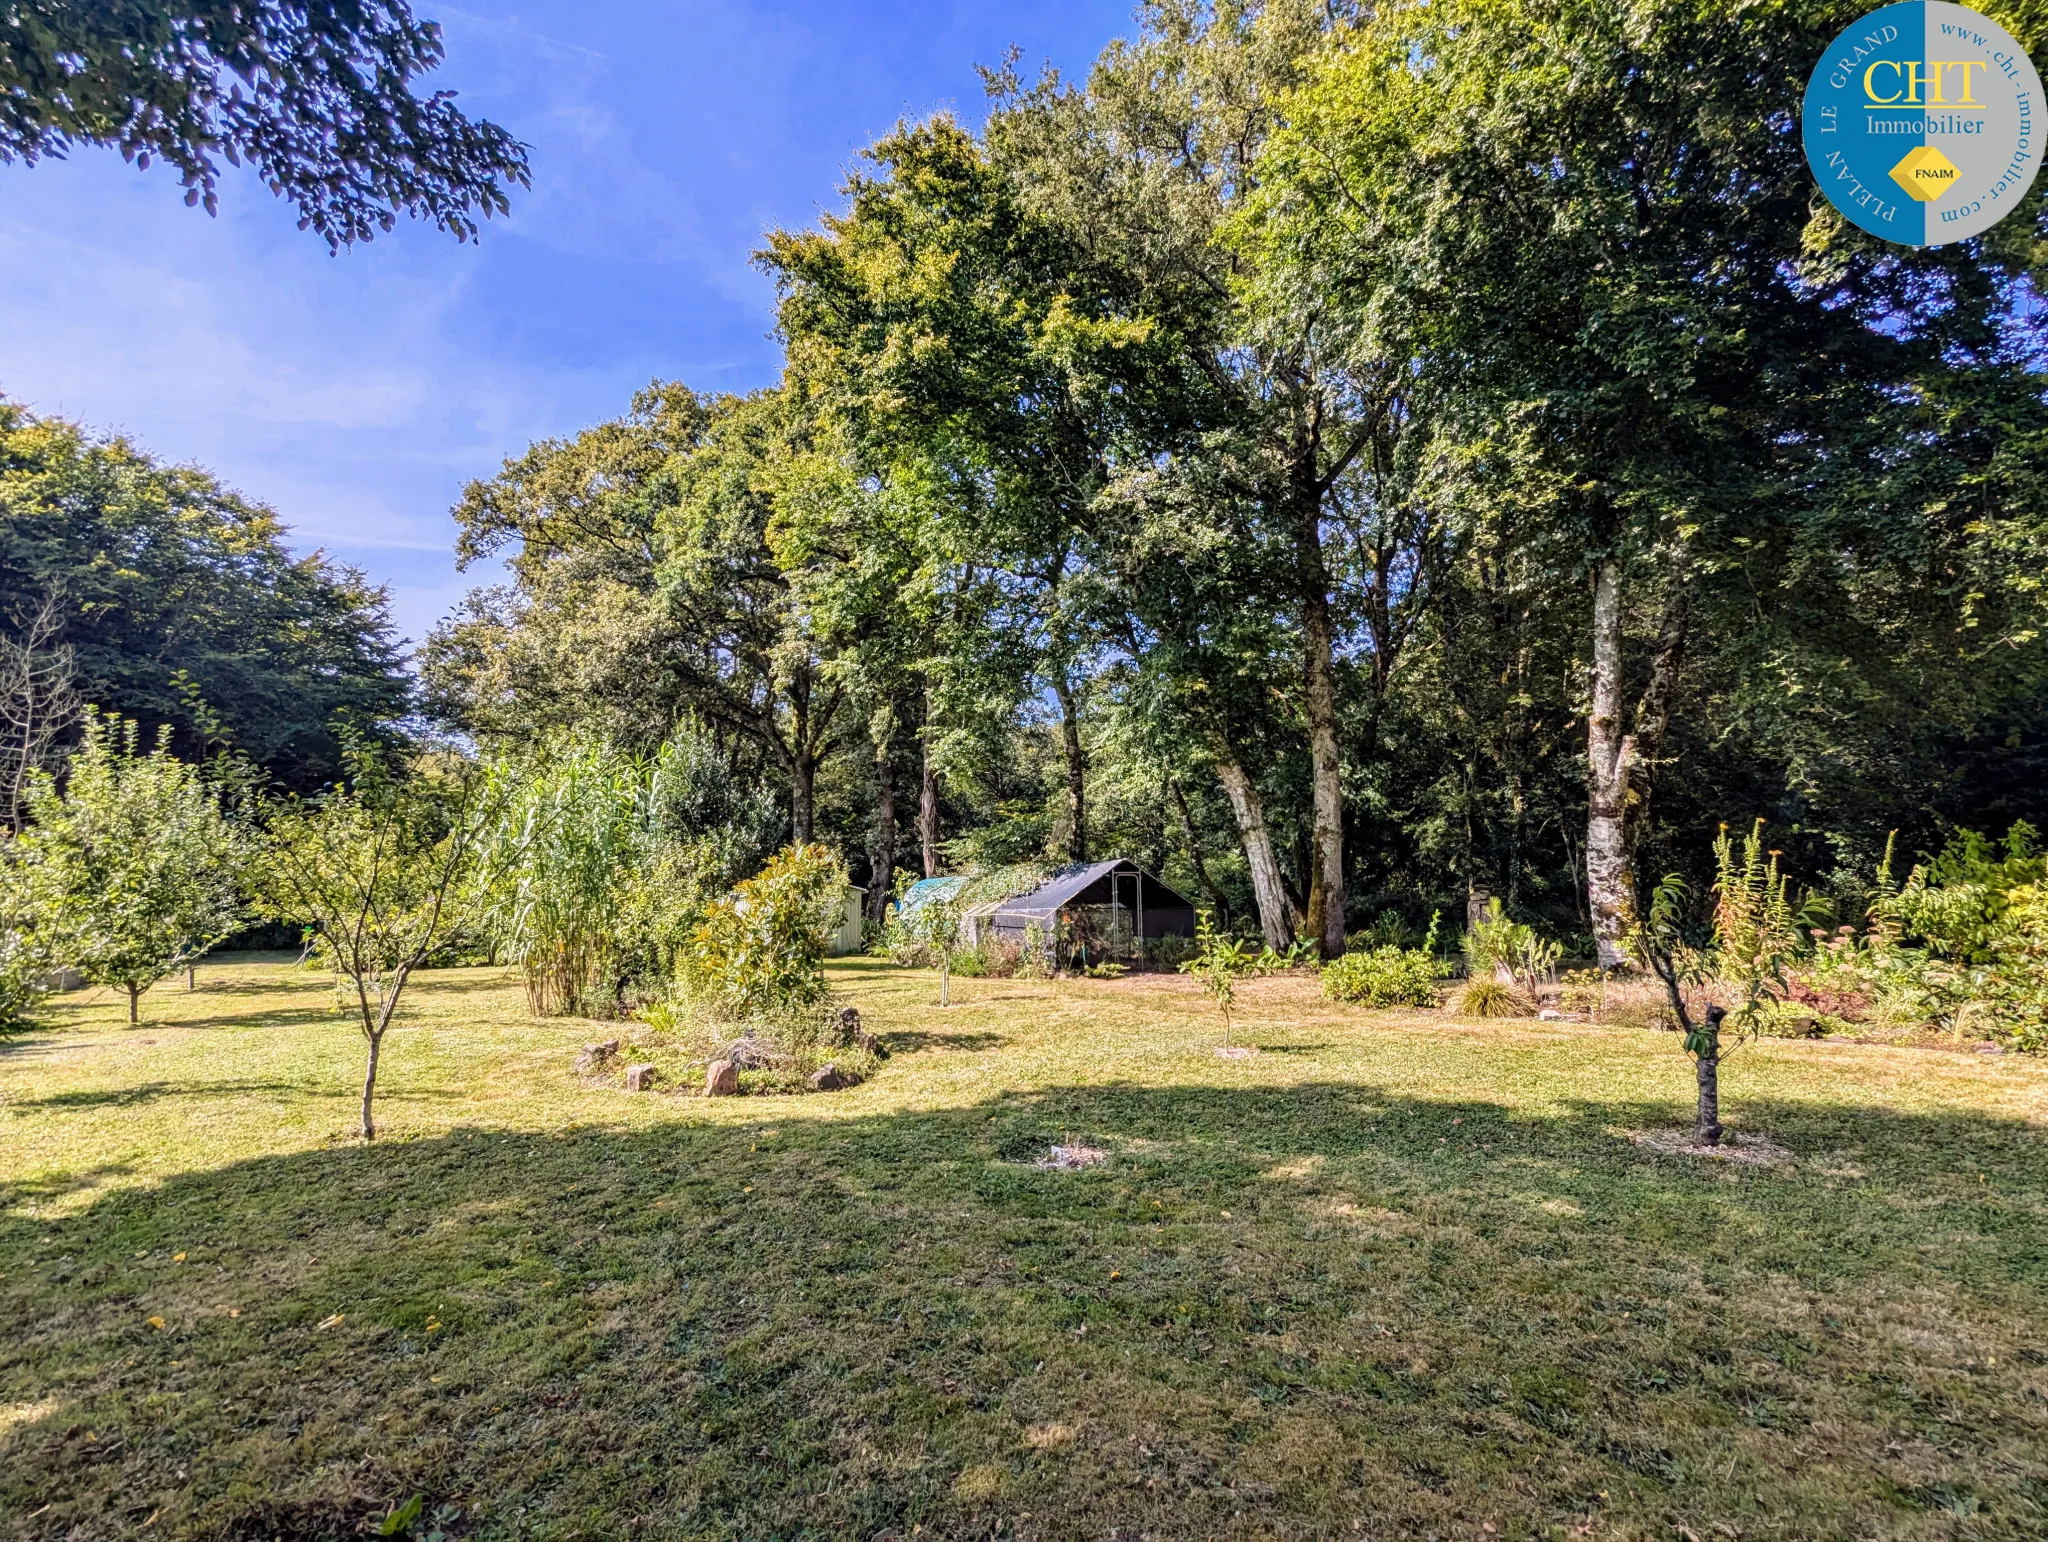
3, 955, 2045, 1537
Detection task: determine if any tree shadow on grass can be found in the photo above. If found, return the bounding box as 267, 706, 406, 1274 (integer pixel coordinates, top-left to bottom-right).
877, 1030, 1011, 1054
9, 1079, 427, 1112
0, 1085, 2042, 1541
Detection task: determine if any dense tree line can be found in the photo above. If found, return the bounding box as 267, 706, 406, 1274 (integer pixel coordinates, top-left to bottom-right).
0, 399, 411, 795
420, 0, 2048, 959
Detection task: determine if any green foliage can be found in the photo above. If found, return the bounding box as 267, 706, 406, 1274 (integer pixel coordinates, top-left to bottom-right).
479, 735, 643, 1017
1847, 824, 2048, 1049
255, 744, 492, 1137
16, 714, 245, 1020
0, 402, 411, 792
681, 844, 848, 1023
1017, 921, 1050, 980
0, 1, 528, 246
1179, 912, 1261, 1047
1887, 824, 2045, 968
1322, 947, 1442, 1009
1710, 820, 1803, 1037
0, 886, 50, 1033
1453, 978, 1531, 1019
1462, 900, 1533, 981
900, 890, 965, 1005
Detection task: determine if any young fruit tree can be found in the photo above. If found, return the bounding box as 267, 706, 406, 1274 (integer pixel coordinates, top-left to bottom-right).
18, 715, 245, 1023
258, 747, 491, 1140
1179, 913, 1262, 1054
907, 891, 965, 1007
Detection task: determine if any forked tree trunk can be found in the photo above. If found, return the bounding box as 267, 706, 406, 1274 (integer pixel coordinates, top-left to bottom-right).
919, 744, 941, 877
1054, 673, 1087, 865
1216, 758, 1298, 949
1586, 557, 1637, 966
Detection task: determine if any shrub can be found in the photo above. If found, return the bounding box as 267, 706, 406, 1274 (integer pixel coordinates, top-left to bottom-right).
680, 844, 847, 1022
950, 938, 1021, 979
1348, 907, 1418, 952
1322, 945, 1442, 1007
0, 922, 49, 1035
1454, 978, 1533, 1018
1463, 899, 1533, 981
1143, 933, 1198, 970
1558, 968, 1605, 1017
1017, 922, 1050, 980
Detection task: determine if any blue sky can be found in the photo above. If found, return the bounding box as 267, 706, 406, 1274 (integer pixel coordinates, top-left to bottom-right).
0, 1, 1131, 651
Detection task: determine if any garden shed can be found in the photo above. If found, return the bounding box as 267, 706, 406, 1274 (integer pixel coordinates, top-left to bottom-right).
986, 859, 1196, 966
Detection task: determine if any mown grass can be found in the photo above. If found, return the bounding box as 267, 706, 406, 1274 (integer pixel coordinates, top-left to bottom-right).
2, 955, 2045, 1540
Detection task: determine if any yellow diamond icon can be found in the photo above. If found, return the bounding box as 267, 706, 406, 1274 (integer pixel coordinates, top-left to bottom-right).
1890, 144, 1961, 202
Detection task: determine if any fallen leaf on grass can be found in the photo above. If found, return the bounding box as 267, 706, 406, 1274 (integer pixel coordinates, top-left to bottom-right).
145, 1316, 164, 1330
314, 1313, 344, 1331
172, 1252, 186, 1263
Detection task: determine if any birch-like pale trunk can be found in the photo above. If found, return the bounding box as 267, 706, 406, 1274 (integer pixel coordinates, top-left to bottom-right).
1585, 557, 1638, 966
1216, 759, 1299, 950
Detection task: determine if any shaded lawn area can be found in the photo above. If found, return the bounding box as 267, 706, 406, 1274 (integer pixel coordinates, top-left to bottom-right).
2, 959, 2046, 1540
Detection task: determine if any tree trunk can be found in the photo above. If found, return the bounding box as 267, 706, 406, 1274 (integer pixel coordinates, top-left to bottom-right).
186, 965, 195, 992
361, 1029, 384, 1141
939, 951, 950, 1008
127, 983, 139, 1024
1586, 557, 1637, 966
919, 744, 940, 877
1586, 554, 1689, 967
1216, 758, 1298, 949
791, 753, 816, 846
1054, 672, 1087, 865
869, 741, 898, 928
1169, 778, 1228, 925
1695, 1053, 1722, 1146
1296, 510, 1347, 959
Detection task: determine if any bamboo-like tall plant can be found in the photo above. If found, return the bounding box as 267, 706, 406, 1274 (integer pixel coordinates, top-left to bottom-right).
479, 737, 643, 1015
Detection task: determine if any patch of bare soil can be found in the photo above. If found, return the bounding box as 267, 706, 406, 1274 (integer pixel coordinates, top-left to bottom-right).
1632, 1128, 1794, 1165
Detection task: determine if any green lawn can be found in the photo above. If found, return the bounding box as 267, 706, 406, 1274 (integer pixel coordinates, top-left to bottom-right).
2, 956, 2045, 1540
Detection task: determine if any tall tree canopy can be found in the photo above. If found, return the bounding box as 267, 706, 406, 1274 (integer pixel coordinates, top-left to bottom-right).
0, 399, 411, 791
424, 0, 2048, 951
0, 0, 526, 245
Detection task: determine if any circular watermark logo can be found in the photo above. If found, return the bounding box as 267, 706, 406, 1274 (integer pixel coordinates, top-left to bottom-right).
1803, 2, 2042, 245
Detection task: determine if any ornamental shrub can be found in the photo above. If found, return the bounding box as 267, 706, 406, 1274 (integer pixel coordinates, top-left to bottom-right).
1322, 945, 1444, 1007
680, 844, 847, 1022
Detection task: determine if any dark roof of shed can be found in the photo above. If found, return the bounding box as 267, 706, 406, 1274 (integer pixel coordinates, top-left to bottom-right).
992, 859, 1190, 917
